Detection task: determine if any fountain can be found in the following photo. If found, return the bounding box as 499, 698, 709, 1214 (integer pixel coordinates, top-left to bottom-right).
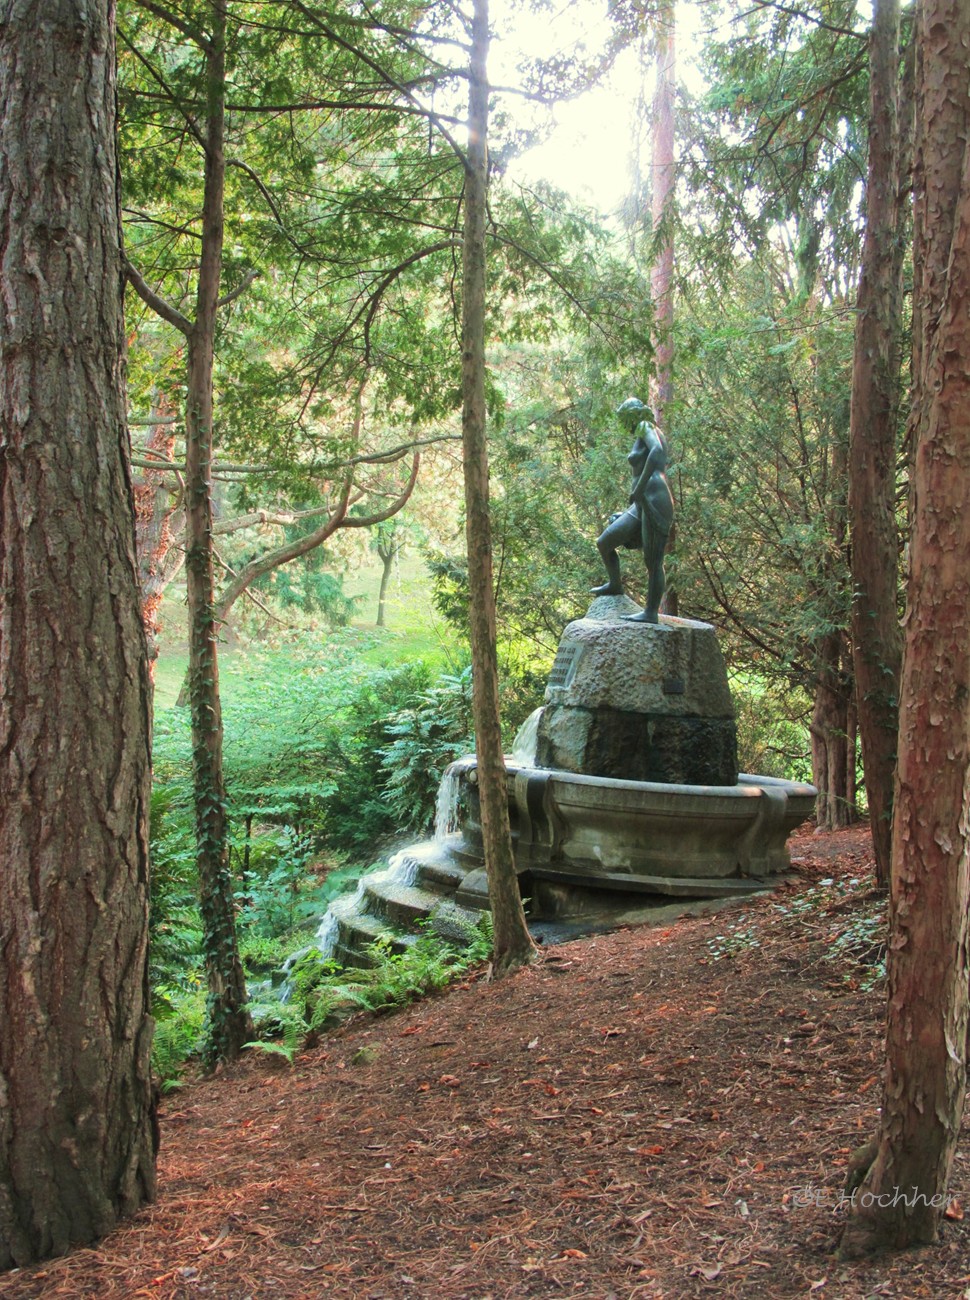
315, 593, 815, 963
315, 398, 816, 963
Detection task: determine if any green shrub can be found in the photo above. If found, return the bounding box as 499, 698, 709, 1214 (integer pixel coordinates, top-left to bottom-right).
152, 985, 206, 1089
731, 676, 812, 781
242, 914, 495, 1066
380, 667, 474, 832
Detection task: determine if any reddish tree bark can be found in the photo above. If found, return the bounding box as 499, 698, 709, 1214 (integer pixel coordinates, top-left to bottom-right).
648, 0, 676, 424
840, 0, 970, 1255
133, 393, 181, 675
849, 0, 905, 886
0, 0, 156, 1264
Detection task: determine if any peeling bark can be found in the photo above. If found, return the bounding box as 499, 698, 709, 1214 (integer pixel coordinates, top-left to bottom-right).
133, 391, 181, 675
841, 0, 970, 1256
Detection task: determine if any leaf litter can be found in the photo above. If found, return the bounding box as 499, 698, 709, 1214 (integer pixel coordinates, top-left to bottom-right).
2, 823, 969, 1299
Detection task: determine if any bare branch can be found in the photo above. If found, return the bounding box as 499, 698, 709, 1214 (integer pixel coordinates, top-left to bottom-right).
123, 208, 204, 241
132, 0, 211, 49
338, 451, 421, 528
226, 97, 463, 126
216, 267, 259, 309
211, 499, 338, 536
210, 432, 460, 476
117, 27, 206, 149
741, 0, 866, 39
124, 257, 193, 335
212, 477, 353, 625
132, 0, 210, 48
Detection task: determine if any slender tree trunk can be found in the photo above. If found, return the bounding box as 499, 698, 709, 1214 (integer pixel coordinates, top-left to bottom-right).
186, 0, 251, 1064
461, 0, 536, 975
846, 694, 858, 814
849, 0, 905, 887
648, 0, 678, 615
376, 544, 396, 627
134, 391, 180, 676
648, 0, 676, 424
840, 0, 970, 1255
810, 631, 854, 830
0, 0, 156, 1263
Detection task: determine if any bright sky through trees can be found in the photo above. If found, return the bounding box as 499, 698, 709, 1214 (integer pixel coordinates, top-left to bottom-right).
492, 0, 709, 213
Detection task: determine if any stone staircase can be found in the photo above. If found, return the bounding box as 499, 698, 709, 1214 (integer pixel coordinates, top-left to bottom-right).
324, 840, 483, 968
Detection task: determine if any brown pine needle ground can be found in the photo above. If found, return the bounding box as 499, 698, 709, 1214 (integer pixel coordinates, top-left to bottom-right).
3, 824, 969, 1298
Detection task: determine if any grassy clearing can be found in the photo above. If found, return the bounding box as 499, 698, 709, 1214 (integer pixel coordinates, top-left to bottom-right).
151, 554, 463, 710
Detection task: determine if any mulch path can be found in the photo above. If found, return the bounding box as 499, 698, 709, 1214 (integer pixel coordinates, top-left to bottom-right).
4, 823, 970, 1299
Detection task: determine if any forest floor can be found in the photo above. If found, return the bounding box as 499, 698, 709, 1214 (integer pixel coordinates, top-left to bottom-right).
4, 824, 970, 1299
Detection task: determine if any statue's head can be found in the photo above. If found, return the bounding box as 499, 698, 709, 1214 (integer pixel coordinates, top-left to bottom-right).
615, 397, 654, 429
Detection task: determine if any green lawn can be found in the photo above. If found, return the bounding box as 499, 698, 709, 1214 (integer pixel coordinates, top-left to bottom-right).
151, 554, 463, 711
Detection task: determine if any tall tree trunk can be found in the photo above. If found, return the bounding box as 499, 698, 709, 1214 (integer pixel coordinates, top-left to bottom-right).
376, 540, 396, 627
186, 0, 251, 1064
810, 631, 855, 830
0, 0, 156, 1264
133, 392, 180, 676
840, 0, 970, 1256
376, 550, 393, 626
648, 0, 678, 615
461, 0, 536, 975
849, 0, 905, 887
648, 0, 675, 424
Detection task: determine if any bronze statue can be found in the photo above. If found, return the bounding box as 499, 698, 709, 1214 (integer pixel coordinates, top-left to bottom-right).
591, 397, 675, 624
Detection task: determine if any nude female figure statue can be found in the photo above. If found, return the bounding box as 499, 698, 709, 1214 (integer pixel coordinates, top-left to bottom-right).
591, 397, 675, 624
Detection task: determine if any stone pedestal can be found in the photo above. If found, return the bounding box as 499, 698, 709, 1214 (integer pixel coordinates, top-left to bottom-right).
535, 606, 738, 786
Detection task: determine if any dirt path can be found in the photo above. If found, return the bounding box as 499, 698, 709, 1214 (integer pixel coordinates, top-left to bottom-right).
3, 824, 968, 1298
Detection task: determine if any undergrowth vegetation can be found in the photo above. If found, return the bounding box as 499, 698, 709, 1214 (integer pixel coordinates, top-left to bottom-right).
148, 616, 822, 1085
244, 913, 494, 1067
150, 627, 476, 1081
705, 871, 887, 992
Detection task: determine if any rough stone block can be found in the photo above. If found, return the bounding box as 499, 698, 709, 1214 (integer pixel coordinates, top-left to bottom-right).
536, 611, 738, 785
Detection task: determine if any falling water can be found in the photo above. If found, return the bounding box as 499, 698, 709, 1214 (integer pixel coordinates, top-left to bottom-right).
509, 707, 543, 766
310, 851, 419, 966
434, 766, 462, 841
313, 908, 340, 963
384, 848, 419, 887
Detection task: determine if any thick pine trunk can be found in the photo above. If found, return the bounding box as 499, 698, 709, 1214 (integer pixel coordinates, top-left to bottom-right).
187, 0, 251, 1064
840, 0, 970, 1256
0, 0, 156, 1265
849, 0, 905, 887
461, 0, 536, 975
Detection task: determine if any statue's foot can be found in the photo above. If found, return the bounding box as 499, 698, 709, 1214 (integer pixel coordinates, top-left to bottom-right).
590, 583, 623, 596
624, 610, 659, 624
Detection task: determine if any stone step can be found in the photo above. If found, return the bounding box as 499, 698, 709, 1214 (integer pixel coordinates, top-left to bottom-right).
329, 894, 418, 963
387, 839, 467, 894
362, 876, 444, 928
527, 865, 773, 899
